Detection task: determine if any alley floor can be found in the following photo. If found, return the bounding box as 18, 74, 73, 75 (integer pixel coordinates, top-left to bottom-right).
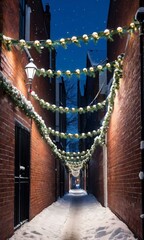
10, 190, 137, 240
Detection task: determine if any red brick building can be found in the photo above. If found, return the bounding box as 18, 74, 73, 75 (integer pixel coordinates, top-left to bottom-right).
55, 76, 69, 198
78, 49, 108, 194
89, 0, 143, 239
107, 1, 142, 239
0, 1, 58, 239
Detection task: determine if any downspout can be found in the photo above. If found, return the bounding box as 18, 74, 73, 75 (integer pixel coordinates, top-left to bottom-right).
0, 0, 3, 72
140, 19, 144, 240
24, 46, 32, 61
135, 6, 144, 239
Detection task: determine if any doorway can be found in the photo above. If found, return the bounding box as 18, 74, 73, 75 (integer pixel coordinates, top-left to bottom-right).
14, 122, 30, 229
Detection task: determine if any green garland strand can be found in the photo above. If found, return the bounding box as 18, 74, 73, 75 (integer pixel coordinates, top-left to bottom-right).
36, 60, 115, 78
0, 55, 123, 170
31, 91, 107, 114
46, 128, 101, 139
0, 21, 139, 51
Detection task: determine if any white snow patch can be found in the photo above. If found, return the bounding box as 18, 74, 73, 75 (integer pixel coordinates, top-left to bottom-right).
10, 190, 138, 240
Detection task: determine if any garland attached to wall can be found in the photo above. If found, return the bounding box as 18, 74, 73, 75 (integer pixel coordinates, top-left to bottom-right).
0, 14, 131, 171
29, 55, 123, 141
0, 53, 123, 170
31, 56, 122, 116
64, 59, 123, 169
0, 21, 139, 51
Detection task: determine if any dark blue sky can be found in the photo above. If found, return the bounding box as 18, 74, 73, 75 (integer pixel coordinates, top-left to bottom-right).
41, 0, 110, 148
42, 0, 110, 73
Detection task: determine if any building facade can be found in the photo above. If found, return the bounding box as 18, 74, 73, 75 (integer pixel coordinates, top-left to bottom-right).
88, 0, 143, 239
78, 50, 107, 194
78, 50, 107, 151
107, 1, 142, 238
55, 76, 69, 198
0, 1, 57, 239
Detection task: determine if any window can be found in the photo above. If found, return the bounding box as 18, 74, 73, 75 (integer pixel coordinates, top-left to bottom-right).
19, 0, 31, 40
25, 5, 31, 41
19, 0, 25, 39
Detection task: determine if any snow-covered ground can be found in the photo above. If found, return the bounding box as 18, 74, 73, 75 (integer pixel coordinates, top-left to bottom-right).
10, 189, 137, 240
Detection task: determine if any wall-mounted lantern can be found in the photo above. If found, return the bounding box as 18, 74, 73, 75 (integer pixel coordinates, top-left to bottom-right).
25, 58, 37, 92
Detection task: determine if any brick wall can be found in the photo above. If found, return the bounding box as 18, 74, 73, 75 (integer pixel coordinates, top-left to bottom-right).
88, 146, 104, 205
64, 168, 70, 193
108, 35, 142, 239
30, 121, 55, 219
0, 92, 15, 239
107, 0, 142, 239
107, 0, 139, 61
88, 0, 142, 239
0, 0, 56, 239
0, 90, 32, 239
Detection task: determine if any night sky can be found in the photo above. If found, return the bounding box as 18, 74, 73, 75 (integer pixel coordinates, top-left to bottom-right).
42, 0, 110, 73
41, 0, 110, 149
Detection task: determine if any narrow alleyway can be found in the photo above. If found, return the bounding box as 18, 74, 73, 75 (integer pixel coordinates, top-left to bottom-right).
10, 190, 137, 240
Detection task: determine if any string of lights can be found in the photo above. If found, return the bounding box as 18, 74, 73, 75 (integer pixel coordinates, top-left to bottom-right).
0, 15, 136, 171
36, 60, 115, 78
0, 54, 123, 170
0, 21, 139, 51
31, 91, 107, 114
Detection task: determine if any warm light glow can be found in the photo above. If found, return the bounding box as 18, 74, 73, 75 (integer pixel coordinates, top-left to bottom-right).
25, 58, 37, 81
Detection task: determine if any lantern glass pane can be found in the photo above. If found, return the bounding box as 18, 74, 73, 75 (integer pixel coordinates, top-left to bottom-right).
25, 62, 37, 80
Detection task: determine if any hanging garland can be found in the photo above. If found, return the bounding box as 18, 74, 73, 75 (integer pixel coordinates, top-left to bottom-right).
58, 149, 89, 157
65, 62, 123, 171
0, 21, 139, 51
46, 127, 101, 139
62, 154, 91, 162
31, 91, 107, 114
59, 150, 91, 165
0, 71, 97, 165
30, 56, 123, 116
61, 54, 123, 169
87, 60, 123, 158
29, 55, 123, 141
0, 71, 62, 158
0, 71, 104, 141
36, 60, 115, 78
0, 54, 123, 170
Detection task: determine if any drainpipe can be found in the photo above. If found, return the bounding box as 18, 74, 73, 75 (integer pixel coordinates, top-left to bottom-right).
135, 6, 144, 239
24, 46, 32, 61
